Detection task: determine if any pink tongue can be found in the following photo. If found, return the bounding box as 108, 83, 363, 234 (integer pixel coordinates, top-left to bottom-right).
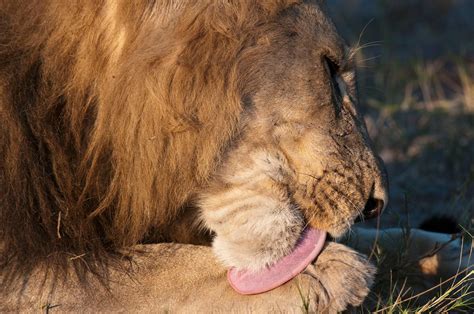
227, 228, 326, 295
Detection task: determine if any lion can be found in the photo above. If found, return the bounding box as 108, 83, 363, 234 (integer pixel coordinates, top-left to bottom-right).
0, 0, 391, 312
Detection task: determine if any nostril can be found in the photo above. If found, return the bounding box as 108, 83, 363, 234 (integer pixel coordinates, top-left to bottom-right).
362, 197, 384, 220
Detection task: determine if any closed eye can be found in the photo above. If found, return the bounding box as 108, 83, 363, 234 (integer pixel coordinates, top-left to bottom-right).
323, 56, 343, 112
324, 56, 340, 78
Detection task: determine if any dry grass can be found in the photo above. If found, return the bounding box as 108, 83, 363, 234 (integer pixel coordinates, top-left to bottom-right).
326, 0, 474, 312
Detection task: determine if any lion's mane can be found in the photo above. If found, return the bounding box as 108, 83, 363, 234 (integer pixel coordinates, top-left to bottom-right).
0, 0, 300, 284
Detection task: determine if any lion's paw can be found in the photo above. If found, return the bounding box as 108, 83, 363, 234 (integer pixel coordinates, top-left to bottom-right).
296, 242, 375, 312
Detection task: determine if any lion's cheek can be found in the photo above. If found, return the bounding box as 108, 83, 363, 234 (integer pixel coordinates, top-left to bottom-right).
278, 133, 329, 176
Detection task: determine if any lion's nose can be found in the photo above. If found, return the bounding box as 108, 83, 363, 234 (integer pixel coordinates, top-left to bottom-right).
362, 197, 384, 220
360, 159, 389, 221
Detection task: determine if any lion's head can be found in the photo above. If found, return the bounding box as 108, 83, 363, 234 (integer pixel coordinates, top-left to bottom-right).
245, 5, 389, 237
200, 2, 388, 245
0, 0, 387, 279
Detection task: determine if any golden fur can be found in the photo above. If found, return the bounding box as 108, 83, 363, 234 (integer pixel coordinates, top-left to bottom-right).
1, 0, 391, 311
1, 0, 299, 276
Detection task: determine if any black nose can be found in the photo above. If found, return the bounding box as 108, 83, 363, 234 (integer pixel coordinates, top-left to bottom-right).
361, 197, 384, 220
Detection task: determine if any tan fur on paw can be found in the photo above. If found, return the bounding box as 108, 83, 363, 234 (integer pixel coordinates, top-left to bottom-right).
298, 242, 376, 312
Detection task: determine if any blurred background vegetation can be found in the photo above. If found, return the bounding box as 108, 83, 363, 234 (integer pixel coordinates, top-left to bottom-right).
326, 0, 473, 310
327, 0, 473, 230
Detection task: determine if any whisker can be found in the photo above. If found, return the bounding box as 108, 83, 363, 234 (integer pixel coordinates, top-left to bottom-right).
324, 181, 365, 220
356, 55, 382, 64
356, 18, 375, 49
296, 172, 320, 180
349, 42, 383, 58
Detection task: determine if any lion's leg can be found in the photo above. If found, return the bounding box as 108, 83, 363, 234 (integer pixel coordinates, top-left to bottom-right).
1, 243, 299, 312
2, 242, 374, 312
3, 244, 312, 313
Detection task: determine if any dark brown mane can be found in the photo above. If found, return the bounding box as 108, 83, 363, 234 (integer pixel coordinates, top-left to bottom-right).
0, 0, 301, 287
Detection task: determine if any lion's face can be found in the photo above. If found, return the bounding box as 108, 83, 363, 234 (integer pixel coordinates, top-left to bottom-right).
220, 3, 388, 238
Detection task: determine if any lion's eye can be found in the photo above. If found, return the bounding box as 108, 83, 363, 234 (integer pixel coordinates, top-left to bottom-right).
324, 56, 339, 78
324, 57, 343, 108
